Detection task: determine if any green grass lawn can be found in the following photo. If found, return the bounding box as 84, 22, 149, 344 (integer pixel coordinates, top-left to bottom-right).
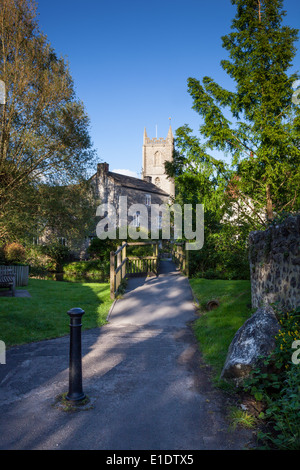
189, 278, 253, 383
0, 279, 113, 347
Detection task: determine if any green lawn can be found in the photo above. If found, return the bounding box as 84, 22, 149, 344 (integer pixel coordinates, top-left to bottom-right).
189, 278, 253, 382
0, 279, 113, 347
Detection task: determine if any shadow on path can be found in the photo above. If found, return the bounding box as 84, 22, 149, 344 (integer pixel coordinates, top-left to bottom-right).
0, 261, 256, 450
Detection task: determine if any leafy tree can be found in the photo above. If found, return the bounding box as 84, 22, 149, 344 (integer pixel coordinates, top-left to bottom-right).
0, 0, 96, 242
36, 182, 97, 246
173, 0, 300, 224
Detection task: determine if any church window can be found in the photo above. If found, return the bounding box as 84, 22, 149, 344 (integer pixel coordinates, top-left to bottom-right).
133, 212, 140, 228
154, 151, 161, 167
145, 194, 151, 206
155, 177, 161, 187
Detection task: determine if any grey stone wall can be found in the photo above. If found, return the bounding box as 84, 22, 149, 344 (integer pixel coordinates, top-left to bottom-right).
249, 214, 300, 311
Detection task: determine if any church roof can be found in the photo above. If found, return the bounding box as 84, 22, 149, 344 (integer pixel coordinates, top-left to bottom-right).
108, 171, 170, 196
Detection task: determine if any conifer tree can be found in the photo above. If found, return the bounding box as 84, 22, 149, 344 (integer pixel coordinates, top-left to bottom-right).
175, 0, 300, 223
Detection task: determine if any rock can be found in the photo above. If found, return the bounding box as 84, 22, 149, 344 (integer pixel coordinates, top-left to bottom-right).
221, 305, 280, 384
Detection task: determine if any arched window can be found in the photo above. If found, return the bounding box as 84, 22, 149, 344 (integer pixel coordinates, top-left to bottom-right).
154, 151, 161, 167
133, 212, 140, 228
155, 177, 161, 187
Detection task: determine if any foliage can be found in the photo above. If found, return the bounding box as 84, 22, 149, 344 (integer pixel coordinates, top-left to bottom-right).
229, 407, 257, 430
188, 210, 251, 280
3, 242, 26, 264
88, 237, 119, 261
88, 234, 154, 262
63, 260, 109, 280
0, 0, 96, 242
165, 0, 300, 279
180, 0, 300, 221
35, 182, 97, 245
38, 242, 71, 270
25, 245, 57, 273
243, 307, 300, 449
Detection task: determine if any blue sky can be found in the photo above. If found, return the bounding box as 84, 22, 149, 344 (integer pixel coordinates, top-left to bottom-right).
36, 0, 300, 178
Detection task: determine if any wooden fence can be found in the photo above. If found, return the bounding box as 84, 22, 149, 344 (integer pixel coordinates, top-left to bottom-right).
0, 265, 29, 286
110, 241, 159, 299
172, 243, 189, 277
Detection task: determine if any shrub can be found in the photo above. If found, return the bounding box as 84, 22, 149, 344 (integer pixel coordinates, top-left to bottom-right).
63, 260, 109, 280
25, 246, 56, 274
4, 242, 26, 264
261, 365, 300, 450
243, 306, 300, 449
88, 238, 118, 261
39, 243, 71, 270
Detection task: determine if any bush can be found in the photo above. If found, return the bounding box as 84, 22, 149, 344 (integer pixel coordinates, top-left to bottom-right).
25, 246, 56, 274
243, 306, 300, 449
261, 366, 300, 450
39, 243, 71, 270
88, 238, 118, 261
4, 242, 26, 264
63, 260, 109, 280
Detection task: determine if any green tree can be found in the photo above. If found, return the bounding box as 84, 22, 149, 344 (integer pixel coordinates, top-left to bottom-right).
174, 0, 300, 224
0, 0, 96, 241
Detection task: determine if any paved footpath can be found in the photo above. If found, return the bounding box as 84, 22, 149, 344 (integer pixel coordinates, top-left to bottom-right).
0, 261, 255, 450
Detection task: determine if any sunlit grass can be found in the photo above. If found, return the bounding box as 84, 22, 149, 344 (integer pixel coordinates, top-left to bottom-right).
190, 278, 253, 382
0, 279, 113, 347
229, 407, 257, 430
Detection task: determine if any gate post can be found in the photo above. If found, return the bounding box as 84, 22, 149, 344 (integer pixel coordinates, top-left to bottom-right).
110, 251, 115, 299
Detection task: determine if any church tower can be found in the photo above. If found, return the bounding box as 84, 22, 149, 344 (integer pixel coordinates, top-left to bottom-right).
142, 125, 175, 199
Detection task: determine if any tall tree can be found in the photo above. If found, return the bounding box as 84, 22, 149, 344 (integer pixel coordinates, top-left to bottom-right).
174, 0, 300, 224
0, 0, 96, 241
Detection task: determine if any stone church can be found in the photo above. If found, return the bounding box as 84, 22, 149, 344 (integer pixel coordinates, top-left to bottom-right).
36, 127, 175, 257
89, 126, 175, 233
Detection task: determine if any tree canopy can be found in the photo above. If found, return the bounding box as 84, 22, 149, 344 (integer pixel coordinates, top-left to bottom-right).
0, 0, 97, 242
170, 0, 300, 225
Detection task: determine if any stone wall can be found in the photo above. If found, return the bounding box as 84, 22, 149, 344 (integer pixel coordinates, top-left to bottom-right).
249, 214, 300, 311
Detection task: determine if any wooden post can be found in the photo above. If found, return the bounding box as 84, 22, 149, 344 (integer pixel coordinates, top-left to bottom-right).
155, 242, 159, 275
122, 241, 127, 279
185, 246, 189, 278
181, 246, 186, 274
116, 246, 121, 292
110, 251, 115, 299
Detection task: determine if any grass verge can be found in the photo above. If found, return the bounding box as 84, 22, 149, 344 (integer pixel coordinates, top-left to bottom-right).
189, 278, 253, 384
0, 279, 113, 347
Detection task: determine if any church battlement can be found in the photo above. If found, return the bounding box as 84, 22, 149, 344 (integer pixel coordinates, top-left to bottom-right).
144, 137, 169, 145
143, 126, 174, 146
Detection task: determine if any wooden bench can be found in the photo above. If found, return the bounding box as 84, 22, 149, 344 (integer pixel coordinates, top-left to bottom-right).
0, 267, 16, 296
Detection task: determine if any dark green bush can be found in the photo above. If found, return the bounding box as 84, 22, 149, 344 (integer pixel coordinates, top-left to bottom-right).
63, 260, 109, 280
243, 307, 300, 449
39, 243, 71, 271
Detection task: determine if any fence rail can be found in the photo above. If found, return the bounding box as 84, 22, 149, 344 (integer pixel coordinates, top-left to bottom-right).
110, 241, 159, 299
172, 243, 189, 277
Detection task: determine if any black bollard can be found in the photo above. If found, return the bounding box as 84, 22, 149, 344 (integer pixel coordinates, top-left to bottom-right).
66, 308, 86, 402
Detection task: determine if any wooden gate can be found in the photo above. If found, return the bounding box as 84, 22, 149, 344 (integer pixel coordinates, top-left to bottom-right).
110, 241, 159, 299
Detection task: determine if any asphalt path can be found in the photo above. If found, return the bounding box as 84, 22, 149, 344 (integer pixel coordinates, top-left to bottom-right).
0, 260, 254, 451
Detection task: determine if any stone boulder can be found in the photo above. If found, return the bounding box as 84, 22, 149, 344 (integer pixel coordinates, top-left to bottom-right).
221, 305, 280, 384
